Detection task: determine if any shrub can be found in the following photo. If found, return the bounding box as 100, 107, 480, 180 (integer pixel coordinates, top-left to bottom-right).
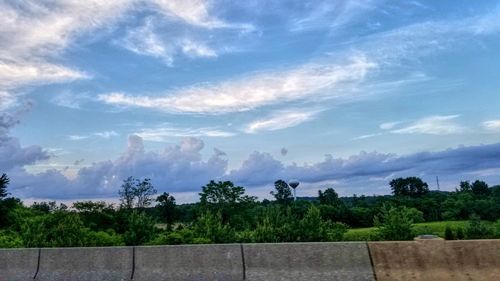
374, 205, 417, 241
444, 225, 454, 240
123, 211, 156, 246
465, 214, 494, 239
0, 230, 23, 248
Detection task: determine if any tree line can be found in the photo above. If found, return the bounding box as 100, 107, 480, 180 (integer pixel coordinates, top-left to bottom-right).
0, 173, 499, 248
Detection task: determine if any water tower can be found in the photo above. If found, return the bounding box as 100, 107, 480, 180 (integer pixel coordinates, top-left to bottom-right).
288, 179, 300, 201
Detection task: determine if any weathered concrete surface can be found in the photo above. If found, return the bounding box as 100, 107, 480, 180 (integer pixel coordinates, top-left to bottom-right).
369, 240, 500, 281
35, 247, 133, 281
0, 248, 38, 281
133, 244, 243, 281
243, 242, 374, 281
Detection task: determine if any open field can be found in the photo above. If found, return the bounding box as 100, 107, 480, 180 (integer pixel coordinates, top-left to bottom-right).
344, 221, 471, 241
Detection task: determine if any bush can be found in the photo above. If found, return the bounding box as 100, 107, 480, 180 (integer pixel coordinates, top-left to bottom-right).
21, 211, 93, 247
87, 230, 124, 246
194, 212, 235, 243
0, 230, 23, 248
123, 211, 156, 246
374, 205, 417, 241
444, 225, 454, 240
465, 215, 494, 239
456, 226, 465, 239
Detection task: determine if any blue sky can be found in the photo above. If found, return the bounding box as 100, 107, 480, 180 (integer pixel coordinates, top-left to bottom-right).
2, 0, 500, 202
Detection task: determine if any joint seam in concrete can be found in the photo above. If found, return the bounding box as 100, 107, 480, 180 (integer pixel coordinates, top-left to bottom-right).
240, 244, 246, 280
33, 248, 41, 280
130, 247, 136, 280
365, 242, 378, 281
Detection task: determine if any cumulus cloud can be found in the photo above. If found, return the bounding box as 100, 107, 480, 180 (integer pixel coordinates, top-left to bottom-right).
5, 130, 500, 200
0, 110, 49, 171
227, 142, 500, 191
99, 56, 376, 114
385, 115, 466, 135
9, 135, 228, 199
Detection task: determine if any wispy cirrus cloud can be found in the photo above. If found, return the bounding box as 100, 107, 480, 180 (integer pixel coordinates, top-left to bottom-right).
386, 115, 466, 135
135, 125, 235, 142
482, 120, 500, 132
244, 109, 321, 133
99, 56, 376, 114
68, 131, 119, 141
120, 17, 218, 65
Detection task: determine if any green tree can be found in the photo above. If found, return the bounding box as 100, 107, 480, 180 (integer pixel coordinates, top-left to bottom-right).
118, 177, 157, 209
119, 177, 136, 209
297, 205, 346, 242
318, 188, 341, 205
134, 178, 157, 208
194, 212, 235, 243
374, 205, 418, 240
123, 211, 156, 246
21, 211, 92, 247
199, 180, 256, 227
270, 179, 292, 204
0, 173, 9, 199
390, 177, 429, 198
156, 192, 177, 225
471, 180, 490, 197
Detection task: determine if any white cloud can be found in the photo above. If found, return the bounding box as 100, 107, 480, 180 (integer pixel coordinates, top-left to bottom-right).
135, 125, 235, 142
245, 109, 320, 133
181, 39, 217, 58
379, 121, 401, 130
68, 131, 119, 141
0, 1, 131, 108
151, 0, 228, 29
352, 133, 382, 140
0, 91, 18, 110
387, 115, 466, 135
99, 56, 376, 113
120, 17, 218, 65
0, 61, 87, 90
482, 120, 500, 132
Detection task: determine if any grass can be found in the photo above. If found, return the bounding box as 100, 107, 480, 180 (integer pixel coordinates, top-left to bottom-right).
343, 220, 470, 241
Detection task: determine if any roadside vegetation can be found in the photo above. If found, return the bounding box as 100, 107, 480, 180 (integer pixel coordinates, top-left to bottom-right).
0, 173, 499, 248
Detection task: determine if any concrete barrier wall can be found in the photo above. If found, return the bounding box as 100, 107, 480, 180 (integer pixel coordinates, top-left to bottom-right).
1, 240, 499, 281
0, 248, 39, 281
368, 240, 500, 281
133, 244, 243, 281
34, 247, 133, 281
242, 242, 374, 281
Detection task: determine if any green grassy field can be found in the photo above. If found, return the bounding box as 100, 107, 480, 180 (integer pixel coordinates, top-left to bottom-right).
344, 221, 470, 241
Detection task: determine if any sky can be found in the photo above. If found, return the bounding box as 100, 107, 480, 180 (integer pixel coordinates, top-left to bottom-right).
1, 0, 500, 203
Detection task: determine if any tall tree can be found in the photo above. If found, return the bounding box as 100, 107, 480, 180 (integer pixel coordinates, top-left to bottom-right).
318, 188, 341, 206
119, 177, 136, 209
0, 173, 10, 199
270, 179, 292, 204
390, 177, 429, 198
118, 177, 157, 209
156, 192, 177, 224
471, 180, 490, 197
199, 180, 255, 206
134, 178, 157, 208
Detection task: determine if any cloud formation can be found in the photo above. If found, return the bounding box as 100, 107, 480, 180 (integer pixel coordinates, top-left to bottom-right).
245, 109, 321, 133
99, 56, 375, 113
385, 115, 466, 135
4, 131, 500, 200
